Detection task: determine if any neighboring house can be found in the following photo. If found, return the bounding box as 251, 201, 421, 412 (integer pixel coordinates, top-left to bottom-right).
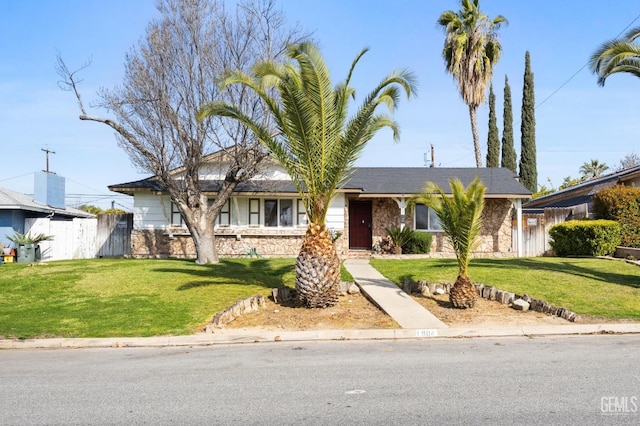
524, 164, 640, 218
109, 156, 532, 259
0, 172, 96, 261
519, 165, 640, 256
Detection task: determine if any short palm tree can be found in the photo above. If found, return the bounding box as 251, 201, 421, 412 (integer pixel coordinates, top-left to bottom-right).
414, 177, 486, 309
579, 159, 609, 179
438, 0, 507, 167
198, 42, 416, 308
590, 26, 640, 86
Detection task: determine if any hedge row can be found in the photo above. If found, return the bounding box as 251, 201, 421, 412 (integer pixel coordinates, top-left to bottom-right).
549, 220, 621, 257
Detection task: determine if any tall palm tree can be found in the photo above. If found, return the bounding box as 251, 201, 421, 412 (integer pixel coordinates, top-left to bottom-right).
198, 42, 415, 308
414, 177, 486, 309
590, 26, 640, 86
438, 0, 507, 167
579, 159, 609, 179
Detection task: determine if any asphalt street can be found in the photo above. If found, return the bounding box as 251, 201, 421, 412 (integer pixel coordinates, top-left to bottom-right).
1, 335, 639, 425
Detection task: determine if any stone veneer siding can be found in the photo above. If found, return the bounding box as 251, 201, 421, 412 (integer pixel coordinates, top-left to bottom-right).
347, 196, 515, 258
130, 227, 348, 259
130, 198, 513, 259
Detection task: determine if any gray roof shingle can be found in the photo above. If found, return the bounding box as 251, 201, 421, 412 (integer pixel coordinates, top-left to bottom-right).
0, 187, 94, 218
109, 167, 531, 197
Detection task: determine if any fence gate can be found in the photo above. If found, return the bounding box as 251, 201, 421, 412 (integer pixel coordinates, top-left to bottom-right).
96, 214, 133, 257
512, 208, 572, 257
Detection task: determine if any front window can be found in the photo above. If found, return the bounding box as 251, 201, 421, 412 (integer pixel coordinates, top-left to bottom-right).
279, 199, 293, 227
264, 199, 294, 227
264, 199, 278, 227
171, 203, 185, 227
415, 203, 442, 231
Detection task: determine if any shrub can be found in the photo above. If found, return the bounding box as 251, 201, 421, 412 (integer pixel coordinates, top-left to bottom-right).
384, 226, 414, 252
592, 184, 640, 248
549, 220, 621, 257
404, 231, 432, 254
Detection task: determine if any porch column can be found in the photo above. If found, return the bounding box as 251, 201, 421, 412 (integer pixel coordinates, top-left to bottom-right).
392, 197, 408, 230
512, 199, 523, 258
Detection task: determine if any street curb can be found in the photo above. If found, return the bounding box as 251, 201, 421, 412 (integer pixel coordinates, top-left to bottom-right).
2, 323, 639, 350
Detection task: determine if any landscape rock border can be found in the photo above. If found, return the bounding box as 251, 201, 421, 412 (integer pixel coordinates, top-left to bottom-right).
206, 282, 361, 331
206, 294, 266, 331
402, 279, 580, 322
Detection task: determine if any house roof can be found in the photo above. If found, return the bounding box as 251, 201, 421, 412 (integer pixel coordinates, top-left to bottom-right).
346, 167, 531, 197
109, 167, 531, 198
0, 187, 95, 218
524, 164, 640, 209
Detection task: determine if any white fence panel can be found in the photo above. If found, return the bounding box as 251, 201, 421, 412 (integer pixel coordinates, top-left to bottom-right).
25, 217, 98, 261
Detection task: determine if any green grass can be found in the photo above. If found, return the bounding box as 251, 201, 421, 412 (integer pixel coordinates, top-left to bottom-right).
0, 258, 296, 339
371, 257, 640, 320
3, 257, 638, 338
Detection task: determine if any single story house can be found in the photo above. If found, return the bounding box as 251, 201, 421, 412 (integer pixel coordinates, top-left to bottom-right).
109, 156, 532, 259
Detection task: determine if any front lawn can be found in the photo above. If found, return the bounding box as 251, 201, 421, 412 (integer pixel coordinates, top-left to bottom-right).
371, 257, 640, 321
0, 258, 296, 339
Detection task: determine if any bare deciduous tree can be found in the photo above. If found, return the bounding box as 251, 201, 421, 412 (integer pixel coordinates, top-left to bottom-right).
57, 0, 309, 264
618, 152, 640, 171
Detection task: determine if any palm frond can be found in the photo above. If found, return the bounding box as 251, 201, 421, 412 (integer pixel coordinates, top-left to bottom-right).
199, 41, 415, 224
590, 26, 640, 86
413, 177, 486, 277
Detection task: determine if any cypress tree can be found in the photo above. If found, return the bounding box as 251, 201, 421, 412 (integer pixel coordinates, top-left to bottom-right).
486, 85, 500, 167
500, 75, 516, 172
519, 51, 537, 192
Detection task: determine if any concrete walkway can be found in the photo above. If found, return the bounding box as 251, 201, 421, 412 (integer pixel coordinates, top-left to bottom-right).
343, 259, 448, 329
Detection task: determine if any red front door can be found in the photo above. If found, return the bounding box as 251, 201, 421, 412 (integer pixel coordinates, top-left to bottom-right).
349, 200, 372, 249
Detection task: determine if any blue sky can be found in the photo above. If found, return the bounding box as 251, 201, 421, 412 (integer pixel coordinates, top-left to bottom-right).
1, 0, 639, 210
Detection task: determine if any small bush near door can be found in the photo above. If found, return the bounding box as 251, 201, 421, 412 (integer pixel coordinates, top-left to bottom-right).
404, 231, 432, 254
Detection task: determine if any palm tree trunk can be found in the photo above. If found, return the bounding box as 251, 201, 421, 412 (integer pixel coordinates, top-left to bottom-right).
468, 105, 482, 167
295, 223, 340, 308
450, 274, 478, 309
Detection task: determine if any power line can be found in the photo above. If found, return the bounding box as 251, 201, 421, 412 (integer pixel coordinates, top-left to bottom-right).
535, 12, 640, 110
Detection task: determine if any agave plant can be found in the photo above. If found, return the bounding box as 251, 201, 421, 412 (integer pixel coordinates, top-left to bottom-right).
384, 226, 414, 254
6, 231, 54, 245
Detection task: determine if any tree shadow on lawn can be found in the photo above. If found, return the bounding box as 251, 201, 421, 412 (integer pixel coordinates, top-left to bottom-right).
472, 258, 640, 290
388, 257, 639, 290
152, 258, 296, 291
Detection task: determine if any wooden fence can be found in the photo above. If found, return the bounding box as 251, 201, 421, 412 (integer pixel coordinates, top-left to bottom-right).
512, 208, 572, 257
24, 213, 133, 261
96, 214, 133, 257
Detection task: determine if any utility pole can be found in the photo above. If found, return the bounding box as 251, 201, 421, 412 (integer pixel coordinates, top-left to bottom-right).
430, 144, 435, 168
41, 148, 56, 174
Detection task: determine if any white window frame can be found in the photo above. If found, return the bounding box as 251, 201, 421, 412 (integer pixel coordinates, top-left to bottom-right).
263, 198, 295, 228
171, 202, 185, 227
414, 203, 442, 231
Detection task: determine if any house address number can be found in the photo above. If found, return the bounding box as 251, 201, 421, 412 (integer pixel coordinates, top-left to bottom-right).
416, 329, 438, 337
